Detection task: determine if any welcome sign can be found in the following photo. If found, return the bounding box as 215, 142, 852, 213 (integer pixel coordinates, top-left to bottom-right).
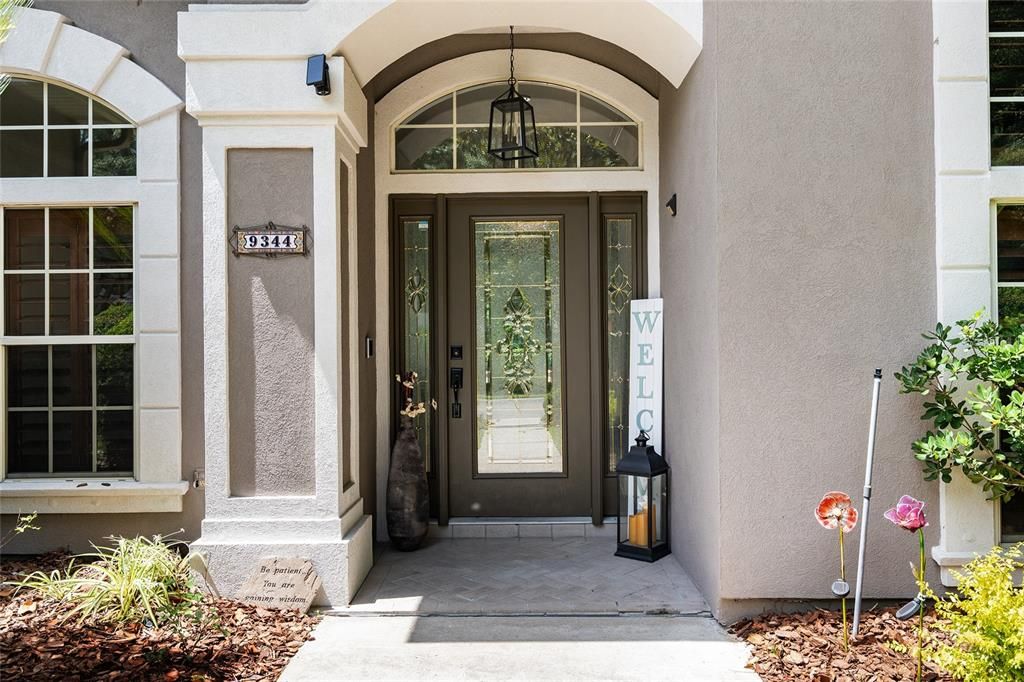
628, 298, 664, 455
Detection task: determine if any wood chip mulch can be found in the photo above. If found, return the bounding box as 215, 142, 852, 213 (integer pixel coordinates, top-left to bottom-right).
0, 553, 320, 681
731, 607, 955, 681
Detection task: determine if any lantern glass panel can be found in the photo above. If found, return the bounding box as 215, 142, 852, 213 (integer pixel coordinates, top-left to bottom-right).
488, 95, 537, 160
619, 473, 655, 547
617, 474, 629, 543
652, 473, 667, 546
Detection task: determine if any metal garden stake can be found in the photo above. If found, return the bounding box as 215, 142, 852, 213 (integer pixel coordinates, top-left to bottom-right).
852, 368, 882, 636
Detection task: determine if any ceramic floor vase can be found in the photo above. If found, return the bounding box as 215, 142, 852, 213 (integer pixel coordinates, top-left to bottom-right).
386, 415, 430, 551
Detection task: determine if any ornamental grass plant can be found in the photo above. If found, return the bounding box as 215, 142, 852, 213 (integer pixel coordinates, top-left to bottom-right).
15, 534, 200, 627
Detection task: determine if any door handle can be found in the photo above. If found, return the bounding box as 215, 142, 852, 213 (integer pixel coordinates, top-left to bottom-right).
449, 367, 464, 398
449, 367, 464, 418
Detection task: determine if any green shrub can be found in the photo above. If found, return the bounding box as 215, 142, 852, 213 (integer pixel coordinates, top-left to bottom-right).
16, 534, 201, 626
896, 312, 1024, 502
925, 543, 1024, 681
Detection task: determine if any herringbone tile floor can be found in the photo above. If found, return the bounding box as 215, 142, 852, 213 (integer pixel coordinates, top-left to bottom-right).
336, 537, 709, 615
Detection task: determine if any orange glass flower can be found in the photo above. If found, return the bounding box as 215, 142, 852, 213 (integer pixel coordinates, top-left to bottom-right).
815, 491, 858, 533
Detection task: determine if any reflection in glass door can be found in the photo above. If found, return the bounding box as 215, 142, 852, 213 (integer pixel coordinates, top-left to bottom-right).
474, 220, 562, 474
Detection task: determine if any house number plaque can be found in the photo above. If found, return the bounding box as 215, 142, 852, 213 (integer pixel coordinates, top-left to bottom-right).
230, 222, 309, 257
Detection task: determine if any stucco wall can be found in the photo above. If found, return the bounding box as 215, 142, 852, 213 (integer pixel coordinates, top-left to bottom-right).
661, 0, 938, 620
226, 150, 316, 497
658, 0, 722, 614
2, 0, 205, 551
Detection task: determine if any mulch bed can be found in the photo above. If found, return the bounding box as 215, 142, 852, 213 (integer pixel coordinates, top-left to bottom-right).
731, 607, 954, 681
0, 553, 320, 681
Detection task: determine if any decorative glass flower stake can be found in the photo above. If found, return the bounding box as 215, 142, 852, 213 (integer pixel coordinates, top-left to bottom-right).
815, 491, 858, 651
884, 495, 928, 682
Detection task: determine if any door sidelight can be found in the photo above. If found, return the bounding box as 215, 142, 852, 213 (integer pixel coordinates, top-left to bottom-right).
449, 367, 464, 418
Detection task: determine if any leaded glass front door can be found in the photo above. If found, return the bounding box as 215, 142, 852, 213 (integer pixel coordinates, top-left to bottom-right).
475, 220, 562, 475
447, 197, 592, 517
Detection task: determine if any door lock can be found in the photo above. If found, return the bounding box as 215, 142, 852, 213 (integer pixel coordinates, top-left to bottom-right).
449, 367, 464, 418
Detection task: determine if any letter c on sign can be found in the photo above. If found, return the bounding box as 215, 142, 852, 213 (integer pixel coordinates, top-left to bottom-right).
637, 409, 654, 433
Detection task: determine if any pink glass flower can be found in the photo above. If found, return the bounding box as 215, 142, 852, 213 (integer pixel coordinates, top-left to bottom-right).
883, 495, 928, 532
815, 491, 858, 533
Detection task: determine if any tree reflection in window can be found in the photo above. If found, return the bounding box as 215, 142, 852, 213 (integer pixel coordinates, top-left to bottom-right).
395, 81, 638, 171
0, 78, 136, 178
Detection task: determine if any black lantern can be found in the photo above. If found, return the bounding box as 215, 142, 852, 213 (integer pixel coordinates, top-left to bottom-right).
615, 432, 670, 562
488, 26, 538, 162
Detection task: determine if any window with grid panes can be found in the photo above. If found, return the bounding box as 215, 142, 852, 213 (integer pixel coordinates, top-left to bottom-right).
995, 204, 1024, 541
0, 77, 136, 178
3, 207, 134, 476
394, 81, 640, 171
990, 1, 1024, 166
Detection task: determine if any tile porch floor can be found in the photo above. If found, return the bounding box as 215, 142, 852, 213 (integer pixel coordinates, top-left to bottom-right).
331, 536, 709, 616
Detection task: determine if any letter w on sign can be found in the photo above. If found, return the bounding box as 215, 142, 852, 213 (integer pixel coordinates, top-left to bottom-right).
628, 299, 664, 455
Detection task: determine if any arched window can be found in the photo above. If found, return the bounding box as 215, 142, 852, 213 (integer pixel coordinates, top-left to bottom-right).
0, 78, 136, 178
1, 8, 185, 513
393, 81, 640, 171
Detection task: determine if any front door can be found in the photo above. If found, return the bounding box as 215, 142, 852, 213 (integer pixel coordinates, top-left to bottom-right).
446, 197, 591, 517
391, 193, 645, 522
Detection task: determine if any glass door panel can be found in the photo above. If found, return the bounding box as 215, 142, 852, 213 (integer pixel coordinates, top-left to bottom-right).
605, 215, 636, 473
474, 219, 563, 475
400, 217, 432, 471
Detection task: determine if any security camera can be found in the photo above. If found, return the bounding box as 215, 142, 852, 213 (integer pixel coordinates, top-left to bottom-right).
306, 54, 331, 96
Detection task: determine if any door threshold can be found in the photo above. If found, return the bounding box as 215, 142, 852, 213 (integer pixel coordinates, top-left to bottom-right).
444, 517, 614, 525
429, 517, 618, 540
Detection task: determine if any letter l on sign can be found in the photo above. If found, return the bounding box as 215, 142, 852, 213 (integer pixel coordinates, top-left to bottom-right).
628, 298, 663, 455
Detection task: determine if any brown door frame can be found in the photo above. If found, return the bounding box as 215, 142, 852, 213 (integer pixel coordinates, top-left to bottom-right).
391, 192, 646, 525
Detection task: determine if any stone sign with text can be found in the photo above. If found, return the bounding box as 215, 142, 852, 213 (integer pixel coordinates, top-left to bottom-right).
237, 557, 321, 612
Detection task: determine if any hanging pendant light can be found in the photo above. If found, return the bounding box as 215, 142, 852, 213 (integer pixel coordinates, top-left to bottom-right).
488, 26, 539, 162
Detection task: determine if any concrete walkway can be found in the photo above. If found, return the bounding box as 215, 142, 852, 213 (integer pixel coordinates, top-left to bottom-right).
281, 614, 761, 681
281, 538, 759, 681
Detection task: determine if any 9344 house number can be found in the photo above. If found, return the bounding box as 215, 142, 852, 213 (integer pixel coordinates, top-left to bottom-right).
230, 223, 309, 257
243, 233, 297, 250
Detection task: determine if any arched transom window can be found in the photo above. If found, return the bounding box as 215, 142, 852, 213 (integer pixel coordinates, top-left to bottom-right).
394, 81, 640, 171
0, 78, 136, 178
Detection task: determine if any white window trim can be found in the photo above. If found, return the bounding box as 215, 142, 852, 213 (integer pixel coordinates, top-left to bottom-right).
931, 0, 1024, 584
373, 49, 660, 540
0, 7, 186, 513
392, 81, 643, 172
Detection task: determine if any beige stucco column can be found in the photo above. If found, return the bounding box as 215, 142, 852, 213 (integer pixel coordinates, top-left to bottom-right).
180, 43, 371, 605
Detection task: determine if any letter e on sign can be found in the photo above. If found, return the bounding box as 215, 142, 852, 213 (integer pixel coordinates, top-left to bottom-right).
628, 299, 663, 455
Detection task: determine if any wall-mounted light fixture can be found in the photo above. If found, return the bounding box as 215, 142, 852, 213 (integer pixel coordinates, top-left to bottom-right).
665, 194, 677, 217
306, 54, 331, 96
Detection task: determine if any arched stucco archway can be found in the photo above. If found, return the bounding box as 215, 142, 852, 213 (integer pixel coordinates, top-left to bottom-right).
177, 0, 702, 89
336, 0, 702, 86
